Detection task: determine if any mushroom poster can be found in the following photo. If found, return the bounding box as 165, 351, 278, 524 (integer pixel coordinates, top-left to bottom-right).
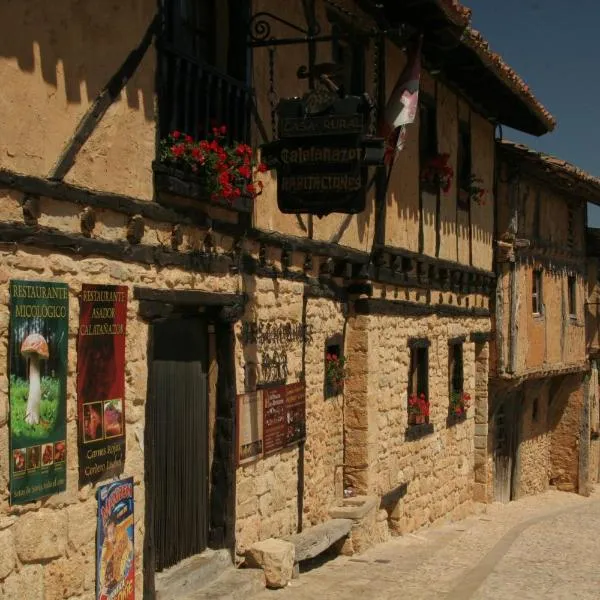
8, 280, 68, 505
77, 284, 127, 485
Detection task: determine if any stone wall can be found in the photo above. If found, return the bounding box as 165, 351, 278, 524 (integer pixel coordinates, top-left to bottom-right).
518, 382, 551, 497
234, 284, 346, 557
345, 311, 490, 535
0, 248, 191, 599
473, 342, 492, 503
549, 374, 584, 492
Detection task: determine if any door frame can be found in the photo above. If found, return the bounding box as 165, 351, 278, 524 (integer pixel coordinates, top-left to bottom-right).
135, 287, 246, 599
491, 390, 522, 502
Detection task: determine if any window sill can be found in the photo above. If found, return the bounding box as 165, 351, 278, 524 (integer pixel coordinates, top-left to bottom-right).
153, 162, 253, 214
405, 422, 434, 441
446, 412, 468, 427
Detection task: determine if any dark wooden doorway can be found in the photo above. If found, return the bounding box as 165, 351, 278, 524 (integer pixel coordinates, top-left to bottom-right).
493, 398, 518, 503
148, 315, 209, 571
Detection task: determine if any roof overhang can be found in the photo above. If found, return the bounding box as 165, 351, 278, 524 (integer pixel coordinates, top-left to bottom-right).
498, 141, 600, 207
374, 0, 555, 136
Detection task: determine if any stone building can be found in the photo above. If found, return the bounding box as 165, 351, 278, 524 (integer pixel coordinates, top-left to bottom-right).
491, 141, 600, 503
0, 0, 555, 598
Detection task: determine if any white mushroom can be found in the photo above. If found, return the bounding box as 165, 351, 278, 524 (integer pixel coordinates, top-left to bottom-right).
21, 333, 49, 425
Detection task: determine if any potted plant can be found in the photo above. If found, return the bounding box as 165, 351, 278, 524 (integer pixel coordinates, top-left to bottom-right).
449, 391, 471, 417
459, 175, 486, 206
325, 353, 346, 396
158, 126, 268, 205
408, 392, 430, 425
420, 153, 454, 194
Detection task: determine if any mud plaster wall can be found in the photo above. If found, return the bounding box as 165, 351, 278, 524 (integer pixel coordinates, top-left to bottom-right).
252, 0, 376, 251
234, 277, 346, 556
0, 0, 156, 200
514, 266, 586, 375
345, 312, 490, 534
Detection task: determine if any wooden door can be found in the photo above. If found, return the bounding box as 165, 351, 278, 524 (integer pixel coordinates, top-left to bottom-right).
147, 316, 209, 572
493, 401, 514, 503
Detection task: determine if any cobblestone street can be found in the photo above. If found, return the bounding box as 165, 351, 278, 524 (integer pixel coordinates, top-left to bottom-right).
250, 488, 600, 600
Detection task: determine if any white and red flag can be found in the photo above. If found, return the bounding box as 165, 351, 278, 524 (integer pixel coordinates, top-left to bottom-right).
380, 35, 423, 163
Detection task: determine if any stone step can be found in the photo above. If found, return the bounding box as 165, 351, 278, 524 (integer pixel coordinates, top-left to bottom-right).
155, 548, 233, 600
284, 518, 353, 562
179, 567, 265, 600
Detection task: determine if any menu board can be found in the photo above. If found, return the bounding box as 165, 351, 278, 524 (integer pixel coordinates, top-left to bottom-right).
263, 386, 287, 455
285, 382, 306, 446
236, 392, 263, 465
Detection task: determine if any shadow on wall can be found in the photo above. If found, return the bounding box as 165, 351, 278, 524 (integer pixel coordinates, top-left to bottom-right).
0, 0, 155, 120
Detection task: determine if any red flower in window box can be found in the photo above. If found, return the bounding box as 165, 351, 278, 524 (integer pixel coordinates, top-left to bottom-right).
450, 391, 471, 417
408, 392, 430, 424
159, 126, 265, 203
325, 353, 346, 395
420, 153, 454, 194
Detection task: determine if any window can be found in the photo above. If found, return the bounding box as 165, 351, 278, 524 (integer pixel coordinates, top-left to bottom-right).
408, 340, 429, 425
324, 335, 344, 399
449, 342, 464, 396
457, 121, 471, 208
419, 97, 437, 164
568, 275, 577, 318
532, 270, 543, 314
532, 398, 539, 422
331, 22, 365, 95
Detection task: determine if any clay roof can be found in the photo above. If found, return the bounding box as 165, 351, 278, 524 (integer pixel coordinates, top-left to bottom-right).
498, 140, 600, 205
377, 0, 555, 135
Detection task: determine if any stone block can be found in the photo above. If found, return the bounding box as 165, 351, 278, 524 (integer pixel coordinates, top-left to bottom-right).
2, 565, 43, 599
246, 538, 295, 589
44, 554, 86, 600
0, 527, 15, 580
67, 500, 97, 550
14, 509, 67, 563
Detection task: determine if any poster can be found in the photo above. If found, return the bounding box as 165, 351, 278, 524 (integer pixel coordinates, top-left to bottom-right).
285, 382, 306, 446
77, 284, 128, 484
96, 478, 135, 600
9, 280, 68, 505
236, 391, 263, 465
263, 386, 286, 455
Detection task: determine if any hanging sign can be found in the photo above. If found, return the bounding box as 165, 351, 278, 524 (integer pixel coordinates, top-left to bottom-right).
9, 280, 68, 505
262, 93, 384, 216
96, 478, 135, 600
77, 284, 128, 485
236, 391, 264, 465
263, 386, 287, 455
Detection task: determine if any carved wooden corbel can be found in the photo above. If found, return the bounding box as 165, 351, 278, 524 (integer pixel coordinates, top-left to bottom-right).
127, 214, 145, 244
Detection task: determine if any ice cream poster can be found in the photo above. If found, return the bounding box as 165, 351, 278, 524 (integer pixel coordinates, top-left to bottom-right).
77, 284, 128, 485
96, 478, 135, 600
9, 280, 68, 505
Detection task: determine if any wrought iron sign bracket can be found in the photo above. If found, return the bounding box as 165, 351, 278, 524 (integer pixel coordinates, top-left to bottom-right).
248, 10, 404, 48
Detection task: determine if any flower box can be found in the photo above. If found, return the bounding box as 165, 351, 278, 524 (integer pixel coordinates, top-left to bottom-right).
325, 353, 346, 398
153, 162, 253, 213
405, 422, 434, 441
154, 127, 267, 214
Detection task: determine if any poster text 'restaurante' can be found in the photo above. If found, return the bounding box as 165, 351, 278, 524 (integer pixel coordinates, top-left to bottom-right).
11, 283, 68, 299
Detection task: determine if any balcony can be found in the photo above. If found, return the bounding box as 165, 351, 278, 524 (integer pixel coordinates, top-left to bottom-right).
158, 44, 253, 143
155, 44, 255, 213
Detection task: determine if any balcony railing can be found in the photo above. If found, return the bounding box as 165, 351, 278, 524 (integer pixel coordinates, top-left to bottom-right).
158, 44, 254, 144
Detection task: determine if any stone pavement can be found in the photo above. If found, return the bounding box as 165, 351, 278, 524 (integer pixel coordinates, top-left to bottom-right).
249, 488, 600, 600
